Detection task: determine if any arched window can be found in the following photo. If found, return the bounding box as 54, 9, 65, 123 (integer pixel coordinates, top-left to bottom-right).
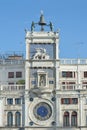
71, 111, 77, 126
15, 112, 21, 126
63, 111, 69, 126
7, 112, 13, 126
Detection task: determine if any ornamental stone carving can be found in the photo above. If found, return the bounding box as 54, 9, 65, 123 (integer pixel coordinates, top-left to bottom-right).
32, 48, 50, 60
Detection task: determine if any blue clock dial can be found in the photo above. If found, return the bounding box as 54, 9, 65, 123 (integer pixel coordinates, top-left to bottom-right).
37, 106, 48, 117
34, 102, 52, 121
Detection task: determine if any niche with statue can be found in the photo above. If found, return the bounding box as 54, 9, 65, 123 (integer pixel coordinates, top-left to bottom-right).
37, 70, 48, 87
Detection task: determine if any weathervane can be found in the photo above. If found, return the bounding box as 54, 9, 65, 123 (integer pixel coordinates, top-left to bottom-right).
31, 11, 53, 32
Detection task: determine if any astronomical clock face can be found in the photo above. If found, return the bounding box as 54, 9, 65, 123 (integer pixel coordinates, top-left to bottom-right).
29, 99, 54, 126
33, 102, 52, 121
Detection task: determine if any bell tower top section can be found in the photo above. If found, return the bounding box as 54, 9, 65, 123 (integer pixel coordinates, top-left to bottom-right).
30, 11, 53, 32
25, 13, 60, 60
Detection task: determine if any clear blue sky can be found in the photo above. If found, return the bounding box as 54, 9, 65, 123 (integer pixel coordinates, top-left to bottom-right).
0, 0, 87, 58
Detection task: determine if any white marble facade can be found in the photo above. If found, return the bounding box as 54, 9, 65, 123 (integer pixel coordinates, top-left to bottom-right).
0, 14, 87, 130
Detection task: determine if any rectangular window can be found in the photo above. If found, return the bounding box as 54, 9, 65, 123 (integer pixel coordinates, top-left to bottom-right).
82, 82, 87, 88
62, 82, 65, 89
15, 98, 21, 105
62, 72, 67, 77
64, 98, 70, 104
61, 98, 70, 104
7, 98, 13, 105
72, 98, 78, 104
62, 71, 73, 78
8, 72, 14, 78
84, 71, 87, 78
62, 82, 75, 90
67, 82, 75, 90
49, 80, 54, 84
16, 72, 22, 78
61, 98, 78, 104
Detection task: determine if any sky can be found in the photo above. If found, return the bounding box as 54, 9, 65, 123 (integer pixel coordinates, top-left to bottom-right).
0, 0, 87, 58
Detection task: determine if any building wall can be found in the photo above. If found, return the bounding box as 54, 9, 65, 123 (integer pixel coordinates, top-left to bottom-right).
0, 20, 87, 130
0, 58, 87, 130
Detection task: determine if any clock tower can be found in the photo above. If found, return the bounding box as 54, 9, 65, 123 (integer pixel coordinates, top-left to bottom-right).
25, 13, 60, 130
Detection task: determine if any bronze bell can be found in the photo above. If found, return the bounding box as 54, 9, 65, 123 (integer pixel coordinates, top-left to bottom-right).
39, 14, 46, 26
